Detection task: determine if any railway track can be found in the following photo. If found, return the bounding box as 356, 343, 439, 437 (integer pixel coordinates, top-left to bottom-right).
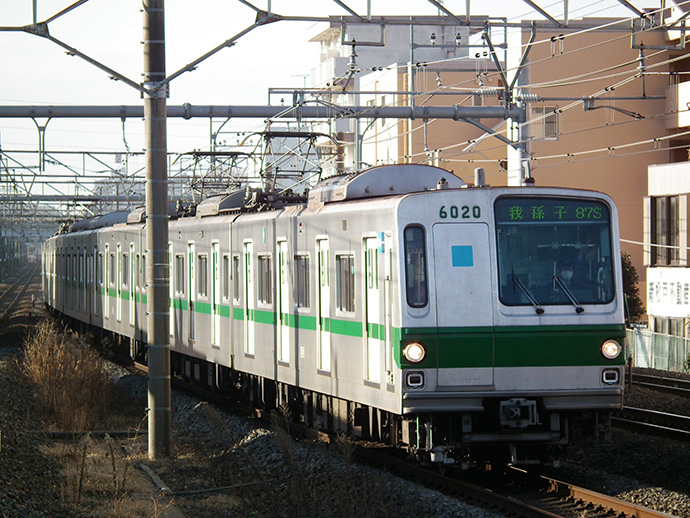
357, 447, 679, 518
630, 372, 690, 397
613, 406, 690, 441
0, 264, 39, 324
125, 359, 680, 518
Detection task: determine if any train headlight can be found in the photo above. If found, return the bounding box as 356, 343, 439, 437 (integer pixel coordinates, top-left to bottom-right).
403, 342, 426, 363
601, 339, 622, 360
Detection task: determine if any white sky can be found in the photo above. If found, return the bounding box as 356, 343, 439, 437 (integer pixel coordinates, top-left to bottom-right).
0, 0, 634, 156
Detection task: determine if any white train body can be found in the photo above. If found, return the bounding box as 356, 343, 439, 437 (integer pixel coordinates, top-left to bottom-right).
43, 165, 626, 466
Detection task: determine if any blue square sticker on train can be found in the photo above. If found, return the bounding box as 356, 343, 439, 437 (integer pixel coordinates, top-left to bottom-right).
451, 246, 473, 267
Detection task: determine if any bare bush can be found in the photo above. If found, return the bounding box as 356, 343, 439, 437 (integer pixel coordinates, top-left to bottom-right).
21, 319, 116, 431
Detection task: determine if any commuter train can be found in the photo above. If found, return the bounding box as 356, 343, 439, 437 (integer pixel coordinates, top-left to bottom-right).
42, 164, 626, 467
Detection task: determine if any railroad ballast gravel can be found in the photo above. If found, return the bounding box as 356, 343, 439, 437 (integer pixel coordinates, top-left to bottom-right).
3, 311, 690, 517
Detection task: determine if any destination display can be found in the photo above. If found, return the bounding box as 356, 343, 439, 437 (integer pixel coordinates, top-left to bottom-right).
495, 197, 610, 224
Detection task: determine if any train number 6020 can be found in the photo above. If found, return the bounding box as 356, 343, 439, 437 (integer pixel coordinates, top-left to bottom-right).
439, 205, 481, 219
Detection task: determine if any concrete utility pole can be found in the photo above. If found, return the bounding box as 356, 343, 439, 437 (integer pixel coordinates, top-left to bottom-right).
143, 0, 171, 459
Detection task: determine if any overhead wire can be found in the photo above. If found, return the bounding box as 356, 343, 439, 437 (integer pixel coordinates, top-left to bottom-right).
330, 2, 687, 163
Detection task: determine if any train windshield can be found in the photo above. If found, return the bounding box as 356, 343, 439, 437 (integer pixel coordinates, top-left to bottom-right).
495, 197, 614, 307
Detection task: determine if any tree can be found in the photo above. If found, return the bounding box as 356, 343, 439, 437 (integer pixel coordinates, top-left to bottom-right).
621, 251, 645, 325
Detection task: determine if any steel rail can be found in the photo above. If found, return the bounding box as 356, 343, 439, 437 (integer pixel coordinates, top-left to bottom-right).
354, 446, 565, 518
0, 265, 39, 324
631, 372, 690, 397
541, 475, 678, 518
613, 406, 690, 441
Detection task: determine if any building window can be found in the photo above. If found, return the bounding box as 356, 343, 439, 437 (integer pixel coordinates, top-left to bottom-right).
336, 254, 355, 313
258, 255, 272, 304
197, 254, 208, 297
531, 106, 559, 140
294, 255, 309, 308
652, 196, 679, 265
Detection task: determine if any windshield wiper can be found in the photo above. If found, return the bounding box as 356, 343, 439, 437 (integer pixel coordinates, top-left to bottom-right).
553, 276, 584, 313
512, 277, 544, 314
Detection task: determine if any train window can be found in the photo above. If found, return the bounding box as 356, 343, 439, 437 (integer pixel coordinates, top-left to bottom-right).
98, 253, 103, 286
336, 254, 355, 313
258, 255, 273, 305
197, 254, 208, 298
222, 254, 230, 300
232, 255, 240, 303
175, 254, 185, 295
495, 197, 615, 307
122, 253, 129, 288
294, 255, 309, 308
109, 253, 116, 287
404, 225, 428, 308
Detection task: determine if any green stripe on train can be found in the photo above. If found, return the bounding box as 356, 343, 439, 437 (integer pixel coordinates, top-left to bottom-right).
108, 292, 625, 369
398, 324, 626, 369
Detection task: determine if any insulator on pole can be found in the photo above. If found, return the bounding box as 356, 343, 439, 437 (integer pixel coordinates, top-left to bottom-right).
518, 93, 541, 103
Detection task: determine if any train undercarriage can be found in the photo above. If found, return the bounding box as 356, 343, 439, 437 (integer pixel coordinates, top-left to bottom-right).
56, 318, 611, 470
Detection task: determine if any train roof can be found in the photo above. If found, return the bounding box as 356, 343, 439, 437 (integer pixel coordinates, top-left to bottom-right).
67, 211, 130, 232
60, 165, 467, 233
308, 164, 466, 205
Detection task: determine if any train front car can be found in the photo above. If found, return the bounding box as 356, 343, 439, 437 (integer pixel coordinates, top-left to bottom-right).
397, 187, 625, 468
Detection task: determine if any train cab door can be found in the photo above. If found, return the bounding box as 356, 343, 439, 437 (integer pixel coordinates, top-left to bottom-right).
364, 236, 382, 383
211, 242, 221, 347
244, 240, 255, 356
432, 222, 494, 387
317, 238, 330, 372
277, 240, 290, 364
384, 235, 394, 386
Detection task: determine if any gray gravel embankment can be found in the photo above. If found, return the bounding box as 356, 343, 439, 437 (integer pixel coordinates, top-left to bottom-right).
2, 286, 690, 517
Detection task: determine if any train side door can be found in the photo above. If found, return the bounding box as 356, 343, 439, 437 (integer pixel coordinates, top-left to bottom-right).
277, 240, 290, 364
80, 250, 86, 315
168, 243, 174, 337
317, 238, 330, 372
244, 240, 255, 356
104, 244, 110, 319
187, 242, 195, 343
116, 244, 122, 322
96, 248, 102, 318
129, 244, 136, 328
432, 222, 494, 387
211, 242, 221, 347
364, 237, 382, 383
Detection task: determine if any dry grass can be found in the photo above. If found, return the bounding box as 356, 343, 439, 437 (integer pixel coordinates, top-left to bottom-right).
42, 434, 178, 518
20, 319, 117, 431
